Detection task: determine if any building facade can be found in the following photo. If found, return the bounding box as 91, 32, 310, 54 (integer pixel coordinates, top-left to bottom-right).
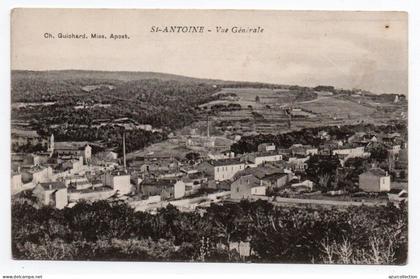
359, 168, 391, 192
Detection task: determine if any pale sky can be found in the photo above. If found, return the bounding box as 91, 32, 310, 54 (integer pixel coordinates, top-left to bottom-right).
11, 9, 408, 94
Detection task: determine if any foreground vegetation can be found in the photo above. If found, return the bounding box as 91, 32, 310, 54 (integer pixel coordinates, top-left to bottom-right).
12, 195, 407, 264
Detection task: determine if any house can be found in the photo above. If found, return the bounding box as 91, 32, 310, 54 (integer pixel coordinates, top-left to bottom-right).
21, 165, 53, 184
332, 146, 365, 157
244, 151, 283, 167
61, 156, 84, 172
228, 241, 253, 258
102, 171, 132, 195
54, 142, 92, 163
230, 164, 286, 199
180, 165, 199, 175
94, 150, 118, 162
206, 180, 231, 191
233, 164, 285, 181
230, 174, 263, 200
139, 158, 179, 173
257, 143, 276, 152
140, 179, 185, 199
291, 180, 314, 192
198, 158, 246, 181
251, 186, 267, 196
289, 144, 318, 156
32, 182, 68, 209
207, 150, 235, 160
65, 175, 92, 191
260, 173, 290, 188
359, 168, 391, 192
288, 156, 309, 172
11, 128, 48, 148
11, 172, 23, 192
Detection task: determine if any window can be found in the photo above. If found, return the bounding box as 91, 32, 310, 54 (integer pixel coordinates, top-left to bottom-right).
236, 187, 239, 193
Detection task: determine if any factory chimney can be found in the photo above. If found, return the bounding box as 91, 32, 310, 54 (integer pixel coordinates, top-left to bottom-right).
123, 131, 127, 171
207, 116, 210, 138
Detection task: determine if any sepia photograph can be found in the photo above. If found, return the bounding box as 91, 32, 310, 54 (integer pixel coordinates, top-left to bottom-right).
10, 8, 409, 265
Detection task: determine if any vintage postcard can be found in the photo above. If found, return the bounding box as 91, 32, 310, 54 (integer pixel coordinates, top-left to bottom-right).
10, 9, 408, 264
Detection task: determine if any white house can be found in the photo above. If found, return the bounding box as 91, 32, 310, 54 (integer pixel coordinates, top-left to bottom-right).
65, 175, 92, 190
251, 186, 267, 196
359, 168, 391, 192
103, 171, 132, 195
199, 158, 246, 181
291, 180, 314, 192
11, 173, 23, 192
21, 165, 53, 184
257, 143, 276, 152
54, 142, 92, 163
333, 146, 365, 157
173, 180, 186, 199
32, 182, 68, 209
246, 152, 283, 167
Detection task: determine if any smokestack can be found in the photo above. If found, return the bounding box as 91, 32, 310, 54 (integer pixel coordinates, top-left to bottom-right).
123, 131, 127, 171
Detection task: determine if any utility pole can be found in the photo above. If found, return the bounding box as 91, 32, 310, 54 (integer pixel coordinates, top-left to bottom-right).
123, 130, 127, 171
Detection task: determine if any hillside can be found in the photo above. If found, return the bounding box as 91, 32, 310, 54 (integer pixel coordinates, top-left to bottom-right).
11, 70, 289, 90
11, 70, 224, 83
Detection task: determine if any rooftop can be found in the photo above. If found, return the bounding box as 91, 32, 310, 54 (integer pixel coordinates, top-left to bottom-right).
253, 150, 283, 157
234, 165, 283, 180
55, 141, 90, 151
209, 158, 243, 167
37, 181, 66, 191
361, 168, 387, 177
141, 178, 177, 188
389, 188, 406, 195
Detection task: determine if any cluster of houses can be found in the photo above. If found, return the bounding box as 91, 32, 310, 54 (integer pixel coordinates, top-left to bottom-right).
11, 127, 408, 210
11, 133, 132, 209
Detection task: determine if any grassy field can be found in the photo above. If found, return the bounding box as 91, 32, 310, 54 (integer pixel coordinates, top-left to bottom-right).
298, 96, 377, 118
207, 87, 296, 110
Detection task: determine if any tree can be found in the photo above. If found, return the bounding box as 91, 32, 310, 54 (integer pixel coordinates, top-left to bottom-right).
318, 174, 331, 192
306, 155, 340, 183
399, 170, 406, 180
185, 152, 201, 164
369, 144, 388, 163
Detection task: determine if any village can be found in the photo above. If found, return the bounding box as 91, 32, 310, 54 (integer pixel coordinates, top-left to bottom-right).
11, 119, 408, 214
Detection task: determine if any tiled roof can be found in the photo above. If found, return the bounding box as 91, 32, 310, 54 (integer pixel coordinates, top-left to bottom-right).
55, 142, 90, 150
362, 168, 387, 177
209, 158, 243, 166
234, 165, 283, 180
